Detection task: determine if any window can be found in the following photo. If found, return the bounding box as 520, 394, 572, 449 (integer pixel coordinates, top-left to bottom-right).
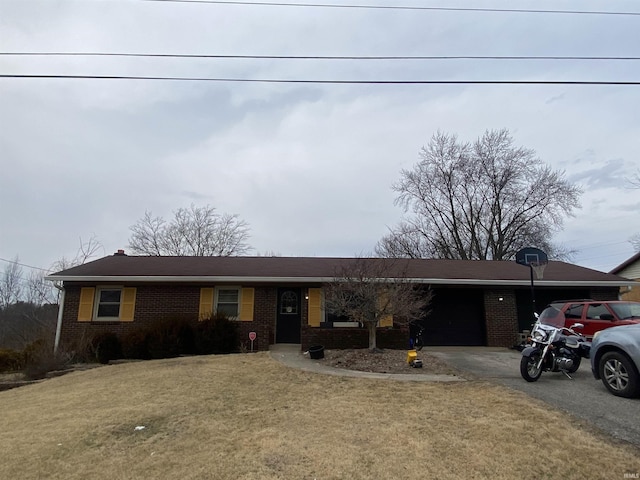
280, 290, 298, 314
565, 304, 584, 320
96, 288, 122, 320
216, 288, 240, 318
77, 286, 136, 322
586, 304, 609, 320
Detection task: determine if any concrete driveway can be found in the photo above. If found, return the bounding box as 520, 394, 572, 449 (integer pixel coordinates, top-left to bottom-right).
429, 347, 640, 448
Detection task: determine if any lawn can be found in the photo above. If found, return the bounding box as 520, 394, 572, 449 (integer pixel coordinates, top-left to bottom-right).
1, 352, 638, 479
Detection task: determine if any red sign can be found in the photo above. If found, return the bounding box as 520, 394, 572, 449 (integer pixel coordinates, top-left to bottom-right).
248, 332, 257, 341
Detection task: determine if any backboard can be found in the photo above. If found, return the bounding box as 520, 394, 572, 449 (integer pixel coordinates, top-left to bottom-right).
515, 247, 548, 267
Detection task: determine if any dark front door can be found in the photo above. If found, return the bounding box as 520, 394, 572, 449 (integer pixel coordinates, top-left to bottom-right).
276, 288, 302, 343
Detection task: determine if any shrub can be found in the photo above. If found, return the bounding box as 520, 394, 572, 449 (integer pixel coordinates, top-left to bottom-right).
195, 312, 239, 354
119, 317, 196, 360
146, 317, 196, 359
0, 348, 23, 372
22, 338, 68, 380
121, 329, 151, 360
89, 332, 122, 364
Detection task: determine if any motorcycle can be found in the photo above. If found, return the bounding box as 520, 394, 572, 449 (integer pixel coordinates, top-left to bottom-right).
520, 306, 591, 382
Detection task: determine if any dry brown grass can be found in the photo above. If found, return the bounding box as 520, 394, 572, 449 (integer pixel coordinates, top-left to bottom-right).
0, 353, 638, 479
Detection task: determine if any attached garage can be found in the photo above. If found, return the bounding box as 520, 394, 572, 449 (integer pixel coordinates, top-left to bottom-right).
423, 288, 486, 346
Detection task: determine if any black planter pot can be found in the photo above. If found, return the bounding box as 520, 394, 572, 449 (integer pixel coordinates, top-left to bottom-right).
308, 345, 325, 359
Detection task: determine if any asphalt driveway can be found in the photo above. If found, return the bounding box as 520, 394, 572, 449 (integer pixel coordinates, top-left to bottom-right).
429, 347, 640, 448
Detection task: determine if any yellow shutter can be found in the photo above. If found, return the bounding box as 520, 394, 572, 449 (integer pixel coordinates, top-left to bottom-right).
77, 287, 95, 322
308, 288, 322, 327
199, 287, 214, 320
377, 290, 393, 327
239, 287, 254, 321
120, 287, 136, 322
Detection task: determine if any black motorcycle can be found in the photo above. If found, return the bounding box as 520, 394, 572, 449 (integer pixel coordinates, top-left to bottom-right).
520, 306, 591, 382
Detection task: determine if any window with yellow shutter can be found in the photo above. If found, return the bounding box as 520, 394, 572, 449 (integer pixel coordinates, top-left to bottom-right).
88, 286, 137, 322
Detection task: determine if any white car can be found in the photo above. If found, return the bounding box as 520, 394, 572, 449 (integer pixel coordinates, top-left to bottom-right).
590, 323, 640, 398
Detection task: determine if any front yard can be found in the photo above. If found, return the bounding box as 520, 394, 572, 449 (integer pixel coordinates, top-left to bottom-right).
0, 352, 638, 479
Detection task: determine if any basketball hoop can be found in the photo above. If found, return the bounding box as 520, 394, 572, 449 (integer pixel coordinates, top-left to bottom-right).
530, 261, 548, 280
515, 247, 549, 317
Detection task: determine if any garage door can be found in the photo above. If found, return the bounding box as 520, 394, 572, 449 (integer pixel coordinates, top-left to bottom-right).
422, 288, 486, 346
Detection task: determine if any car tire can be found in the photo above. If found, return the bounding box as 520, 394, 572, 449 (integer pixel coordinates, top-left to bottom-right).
598, 351, 640, 398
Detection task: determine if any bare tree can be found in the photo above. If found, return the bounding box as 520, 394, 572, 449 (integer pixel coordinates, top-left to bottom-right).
49, 235, 104, 294
25, 270, 56, 305
128, 204, 251, 256
324, 258, 431, 352
377, 129, 582, 260
0, 256, 23, 308
627, 171, 640, 251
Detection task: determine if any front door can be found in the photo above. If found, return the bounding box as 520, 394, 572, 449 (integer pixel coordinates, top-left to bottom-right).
276, 288, 302, 343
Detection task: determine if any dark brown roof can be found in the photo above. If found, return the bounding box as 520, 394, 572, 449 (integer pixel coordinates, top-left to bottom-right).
46, 255, 635, 287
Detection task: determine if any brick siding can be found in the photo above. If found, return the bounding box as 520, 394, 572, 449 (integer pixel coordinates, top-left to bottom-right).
58, 283, 623, 354
484, 289, 519, 347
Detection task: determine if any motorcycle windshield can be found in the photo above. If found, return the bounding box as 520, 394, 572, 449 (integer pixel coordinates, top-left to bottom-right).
538, 306, 566, 328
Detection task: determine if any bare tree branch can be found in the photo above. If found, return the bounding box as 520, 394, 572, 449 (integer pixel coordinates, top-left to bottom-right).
128, 204, 251, 256
324, 257, 431, 351
0, 256, 23, 308
378, 129, 582, 260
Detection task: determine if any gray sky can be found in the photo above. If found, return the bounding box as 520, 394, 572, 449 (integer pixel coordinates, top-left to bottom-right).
1, 0, 639, 275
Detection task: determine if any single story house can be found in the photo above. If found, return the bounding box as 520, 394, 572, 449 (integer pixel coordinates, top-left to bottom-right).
46, 251, 637, 352
610, 251, 640, 302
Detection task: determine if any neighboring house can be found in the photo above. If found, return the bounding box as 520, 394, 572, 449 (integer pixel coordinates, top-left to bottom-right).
45, 251, 637, 352
610, 251, 640, 301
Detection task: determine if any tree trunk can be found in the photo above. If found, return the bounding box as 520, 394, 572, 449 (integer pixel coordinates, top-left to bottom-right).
367, 322, 377, 351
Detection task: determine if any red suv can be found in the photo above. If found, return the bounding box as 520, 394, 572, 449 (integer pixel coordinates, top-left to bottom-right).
550, 299, 640, 339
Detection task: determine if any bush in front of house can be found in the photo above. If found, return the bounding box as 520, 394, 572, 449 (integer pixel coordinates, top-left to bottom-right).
146, 317, 196, 359
120, 329, 152, 360
194, 312, 239, 354
120, 317, 196, 360
89, 332, 122, 364
22, 338, 69, 380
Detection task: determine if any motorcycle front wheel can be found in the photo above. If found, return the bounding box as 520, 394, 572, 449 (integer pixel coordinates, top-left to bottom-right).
520, 354, 543, 382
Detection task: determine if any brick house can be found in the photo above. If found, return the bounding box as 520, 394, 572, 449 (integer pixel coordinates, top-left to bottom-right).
46, 252, 636, 352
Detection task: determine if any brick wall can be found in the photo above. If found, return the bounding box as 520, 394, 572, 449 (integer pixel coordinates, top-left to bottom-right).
589, 287, 621, 301
484, 289, 519, 347
235, 287, 277, 351
301, 326, 407, 351
60, 283, 619, 353
60, 283, 409, 353
59, 284, 202, 351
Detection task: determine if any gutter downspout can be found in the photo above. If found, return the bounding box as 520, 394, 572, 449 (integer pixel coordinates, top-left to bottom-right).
53, 284, 65, 354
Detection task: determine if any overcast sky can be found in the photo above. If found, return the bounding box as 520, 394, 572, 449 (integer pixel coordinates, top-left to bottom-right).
1, 0, 639, 276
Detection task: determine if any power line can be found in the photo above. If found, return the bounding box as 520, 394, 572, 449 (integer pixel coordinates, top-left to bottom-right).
0, 257, 50, 273
137, 0, 640, 17
3, 52, 640, 61
2, 74, 639, 85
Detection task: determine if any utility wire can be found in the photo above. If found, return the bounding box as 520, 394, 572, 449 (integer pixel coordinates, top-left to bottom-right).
137, 0, 640, 17
1, 75, 639, 85
0, 257, 50, 273
3, 52, 640, 61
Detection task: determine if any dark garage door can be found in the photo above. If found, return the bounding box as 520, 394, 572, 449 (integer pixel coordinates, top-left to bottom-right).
423, 288, 486, 346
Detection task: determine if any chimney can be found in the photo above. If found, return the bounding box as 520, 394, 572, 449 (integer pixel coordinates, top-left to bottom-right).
114, 249, 126, 256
